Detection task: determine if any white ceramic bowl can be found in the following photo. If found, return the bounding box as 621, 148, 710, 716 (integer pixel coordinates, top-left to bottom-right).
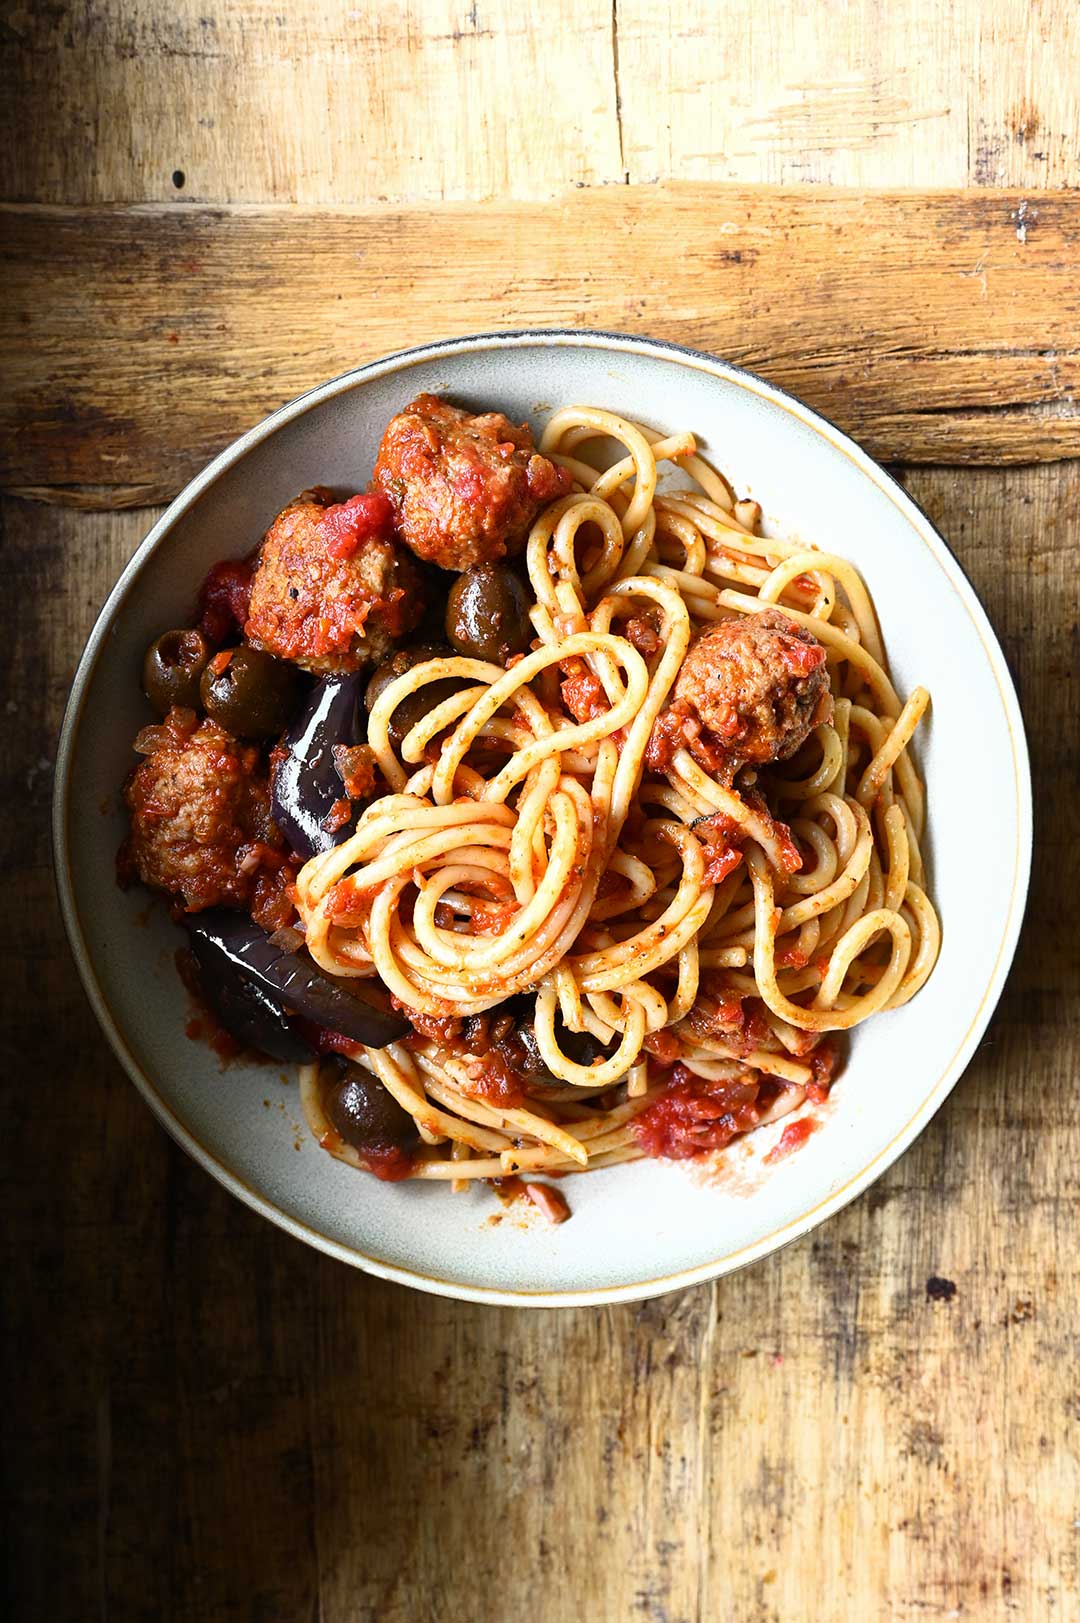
54, 331, 1031, 1306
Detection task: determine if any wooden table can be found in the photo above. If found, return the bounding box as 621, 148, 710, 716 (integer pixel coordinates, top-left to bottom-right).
4, 6, 1078, 1619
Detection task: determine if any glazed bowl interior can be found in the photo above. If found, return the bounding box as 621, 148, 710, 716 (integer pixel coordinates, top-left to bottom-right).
54, 332, 1030, 1306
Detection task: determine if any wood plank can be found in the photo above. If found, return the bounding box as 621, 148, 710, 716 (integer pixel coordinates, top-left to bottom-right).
619, 0, 1080, 190
0, 0, 622, 206
0, 498, 323, 1622
3, 459, 1076, 1621
4, 187, 1080, 506
4, 0, 1079, 205
6, 3, 1078, 1620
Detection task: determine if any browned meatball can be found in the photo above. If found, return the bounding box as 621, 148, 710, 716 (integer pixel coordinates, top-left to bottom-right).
120, 709, 289, 917
371, 393, 572, 571
245, 490, 423, 675
650, 610, 832, 772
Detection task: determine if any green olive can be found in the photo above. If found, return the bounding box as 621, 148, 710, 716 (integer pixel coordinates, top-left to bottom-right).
445, 565, 532, 663
142, 629, 212, 715
365, 644, 467, 750
199, 645, 303, 738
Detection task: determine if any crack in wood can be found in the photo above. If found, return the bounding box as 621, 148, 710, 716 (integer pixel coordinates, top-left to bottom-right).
611, 0, 628, 183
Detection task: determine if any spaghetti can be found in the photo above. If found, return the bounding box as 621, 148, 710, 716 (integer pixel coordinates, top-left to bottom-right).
292, 408, 940, 1200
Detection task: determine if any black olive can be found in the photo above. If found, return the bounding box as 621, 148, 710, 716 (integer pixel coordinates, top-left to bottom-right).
326, 1065, 420, 1154
492, 1013, 610, 1086
564, 1025, 611, 1066
364, 644, 441, 710
414, 564, 459, 645
199, 645, 303, 738
445, 565, 532, 663
142, 628, 211, 715
500, 1020, 552, 1081
365, 644, 468, 750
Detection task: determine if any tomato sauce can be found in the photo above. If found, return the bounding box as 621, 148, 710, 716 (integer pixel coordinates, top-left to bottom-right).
320, 492, 395, 560
624, 614, 662, 655
459, 1049, 524, 1108
805, 1036, 840, 1102
310, 1026, 364, 1061
525, 453, 572, 503
643, 709, 677, 772
470, 900, 520, 936
741, 789, 803, 877
633, 1064, 768, 1160
492, 1175, 571, 1223
327, 875, 381, 924
394, 1002, 464, 1046
763, 1117, 818, 1164
560, 660, 609, 723
643, 1028, 681, 1066
175, 947, 245, 1064
323, 797, 353, 834
332, 743, 377, 800
700, 836, 744, 886
777, 637, 827, 678
198, 558, 253, 644
249, 863, 299, 933
684, 976, 772, 1056
342, 1139, 416, 1182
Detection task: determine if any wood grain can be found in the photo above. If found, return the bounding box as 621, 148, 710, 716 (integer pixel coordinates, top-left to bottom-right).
3, 462, 1075, 1622
4, 0, 1078, 203
5, 187, 1080, 506
0, 0, 623, 206
5, 1, 1080, 1618
617, 0, 1080, 190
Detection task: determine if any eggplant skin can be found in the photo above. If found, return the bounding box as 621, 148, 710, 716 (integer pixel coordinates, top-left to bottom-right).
184, 910, 410, 1051
272, 673, 365, 859
205, 972, 317, 1064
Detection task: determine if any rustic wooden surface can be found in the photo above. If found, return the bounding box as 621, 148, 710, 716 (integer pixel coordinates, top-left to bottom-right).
3, 4, 1079, 1621
5, 0, 1079, 200
6, 188, 1080, 505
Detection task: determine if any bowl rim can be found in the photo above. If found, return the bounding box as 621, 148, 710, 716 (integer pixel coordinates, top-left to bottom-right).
52, 327, 1033, 1307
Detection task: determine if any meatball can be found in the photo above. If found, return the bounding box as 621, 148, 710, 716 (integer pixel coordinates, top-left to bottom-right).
371, 393, 572, 571
245, 489, 423, 674
655, 610, 832, 770
121, 709, 284, 914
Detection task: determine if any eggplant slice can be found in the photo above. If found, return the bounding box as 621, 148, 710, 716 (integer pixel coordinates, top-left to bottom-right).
185, 910, 409, 1053
271, 672, 366, 859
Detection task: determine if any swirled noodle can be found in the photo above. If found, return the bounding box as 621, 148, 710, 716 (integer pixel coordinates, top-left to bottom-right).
295, 408, 939, 1195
